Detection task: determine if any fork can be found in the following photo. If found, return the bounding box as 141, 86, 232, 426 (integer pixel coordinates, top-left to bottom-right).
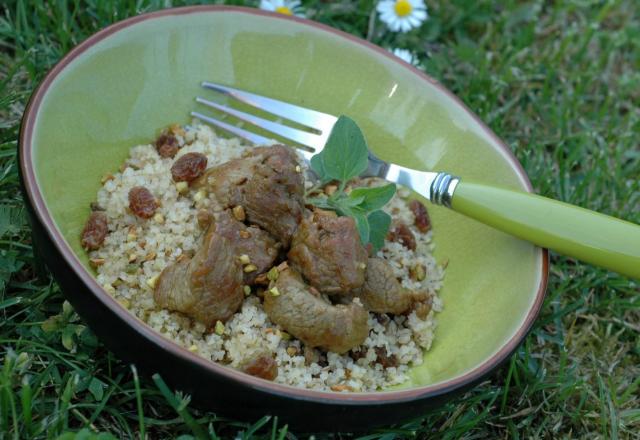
192, 82, 640, 279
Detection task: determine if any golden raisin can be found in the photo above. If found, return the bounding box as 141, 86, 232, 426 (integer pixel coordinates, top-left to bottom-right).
241, 354, 278, 381
374, 347, 398, 368
387, 223, 416, 250
128, 186, 158, 219
81, 212, 108, 250
155, 132, 179, 158
409, 199, 431, 233
171, 152, 208, 183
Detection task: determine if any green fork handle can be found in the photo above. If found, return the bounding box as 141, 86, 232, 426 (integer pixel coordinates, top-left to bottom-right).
450, 182, 640, 279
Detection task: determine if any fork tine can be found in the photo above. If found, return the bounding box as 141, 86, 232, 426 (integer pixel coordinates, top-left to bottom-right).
196, 97, 325, 150
191, 111, 315, 163
190, 111, 274, 145
201, 82, 338, 132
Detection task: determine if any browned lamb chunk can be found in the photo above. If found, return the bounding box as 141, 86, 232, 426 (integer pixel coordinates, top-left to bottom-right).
356, 258, 428, 315
288, 210, 368, 294
192, 146, 304, 245
214, 210, 280, 284
153, 219, 244, 327
263, 268, 368, 354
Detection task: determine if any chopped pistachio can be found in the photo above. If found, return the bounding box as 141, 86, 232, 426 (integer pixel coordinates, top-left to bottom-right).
286, 346, 298, 356
232, 205, 246, 221
238, 254, 251, 265
144, 252, 157, 261
153, 213, 165, 224
125, 264, 139, 274
102, 283, 115, 295
280, 331, 291, 341
325, 184, 338, 196
243, 285, 251, 296
410, 264, 426, 281
214, 320, 225, 335
89, 258, 105, 268
243, 264, 257, 273
117, 298, 130, 308
193, 190, 207, 203
269, 287, 280, 297
267, 266, 279, 281
188, 344, 199, 353
170, 123, 186, 137
126, 232, 137, 242
128, 253, 137, 263
176, 181, 189, 195
146, 275, 159, 289
330, 384, 352, 392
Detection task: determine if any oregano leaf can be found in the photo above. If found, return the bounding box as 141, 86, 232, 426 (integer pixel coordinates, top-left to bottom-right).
367, 210, 392, 252
309, 154, 329, 183
317, 115, 368, 183
349, 184, 396, 212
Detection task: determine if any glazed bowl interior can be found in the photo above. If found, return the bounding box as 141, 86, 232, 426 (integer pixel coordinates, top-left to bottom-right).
24, 7, 545, 391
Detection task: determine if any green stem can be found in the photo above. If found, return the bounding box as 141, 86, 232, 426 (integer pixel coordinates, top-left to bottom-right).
152, 374, 207, 440
132, 366, 145, 440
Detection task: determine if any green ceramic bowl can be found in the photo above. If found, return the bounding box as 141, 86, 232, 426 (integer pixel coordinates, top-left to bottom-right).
19, 5, 547, 431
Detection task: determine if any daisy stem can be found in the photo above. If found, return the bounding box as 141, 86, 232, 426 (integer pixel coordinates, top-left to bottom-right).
366, 8, 377, 41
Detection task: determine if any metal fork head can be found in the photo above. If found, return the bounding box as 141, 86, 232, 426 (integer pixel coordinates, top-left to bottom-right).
190, 82, 449, 205
192, 82, 338, 162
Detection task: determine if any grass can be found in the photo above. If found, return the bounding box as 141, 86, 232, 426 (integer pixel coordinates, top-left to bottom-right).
1, 0, 639, 438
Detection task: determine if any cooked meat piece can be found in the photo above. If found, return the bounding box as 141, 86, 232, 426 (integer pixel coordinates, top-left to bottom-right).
239, 353, 278, 381
357, 258, 428, 315
192, 146, 304, 245
153, 221, 244, 327
196, 209, 213, 229
214, 210, 280, 284
288, 210, 367, 294
263, 268, 368, 354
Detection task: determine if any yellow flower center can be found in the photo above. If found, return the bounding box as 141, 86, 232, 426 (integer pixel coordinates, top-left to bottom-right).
394, 0, 413, 17
275, 6, 293, 15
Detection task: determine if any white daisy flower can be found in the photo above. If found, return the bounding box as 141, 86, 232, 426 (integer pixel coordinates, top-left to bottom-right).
376, 0, 428, 33
391, 48, 419, 66
259, 0, 305, 17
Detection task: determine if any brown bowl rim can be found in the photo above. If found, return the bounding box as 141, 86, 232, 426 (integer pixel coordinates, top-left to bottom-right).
19, 5, 548, 404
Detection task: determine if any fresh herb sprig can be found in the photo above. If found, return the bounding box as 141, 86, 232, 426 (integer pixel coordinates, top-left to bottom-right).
307, 115, 395, 252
